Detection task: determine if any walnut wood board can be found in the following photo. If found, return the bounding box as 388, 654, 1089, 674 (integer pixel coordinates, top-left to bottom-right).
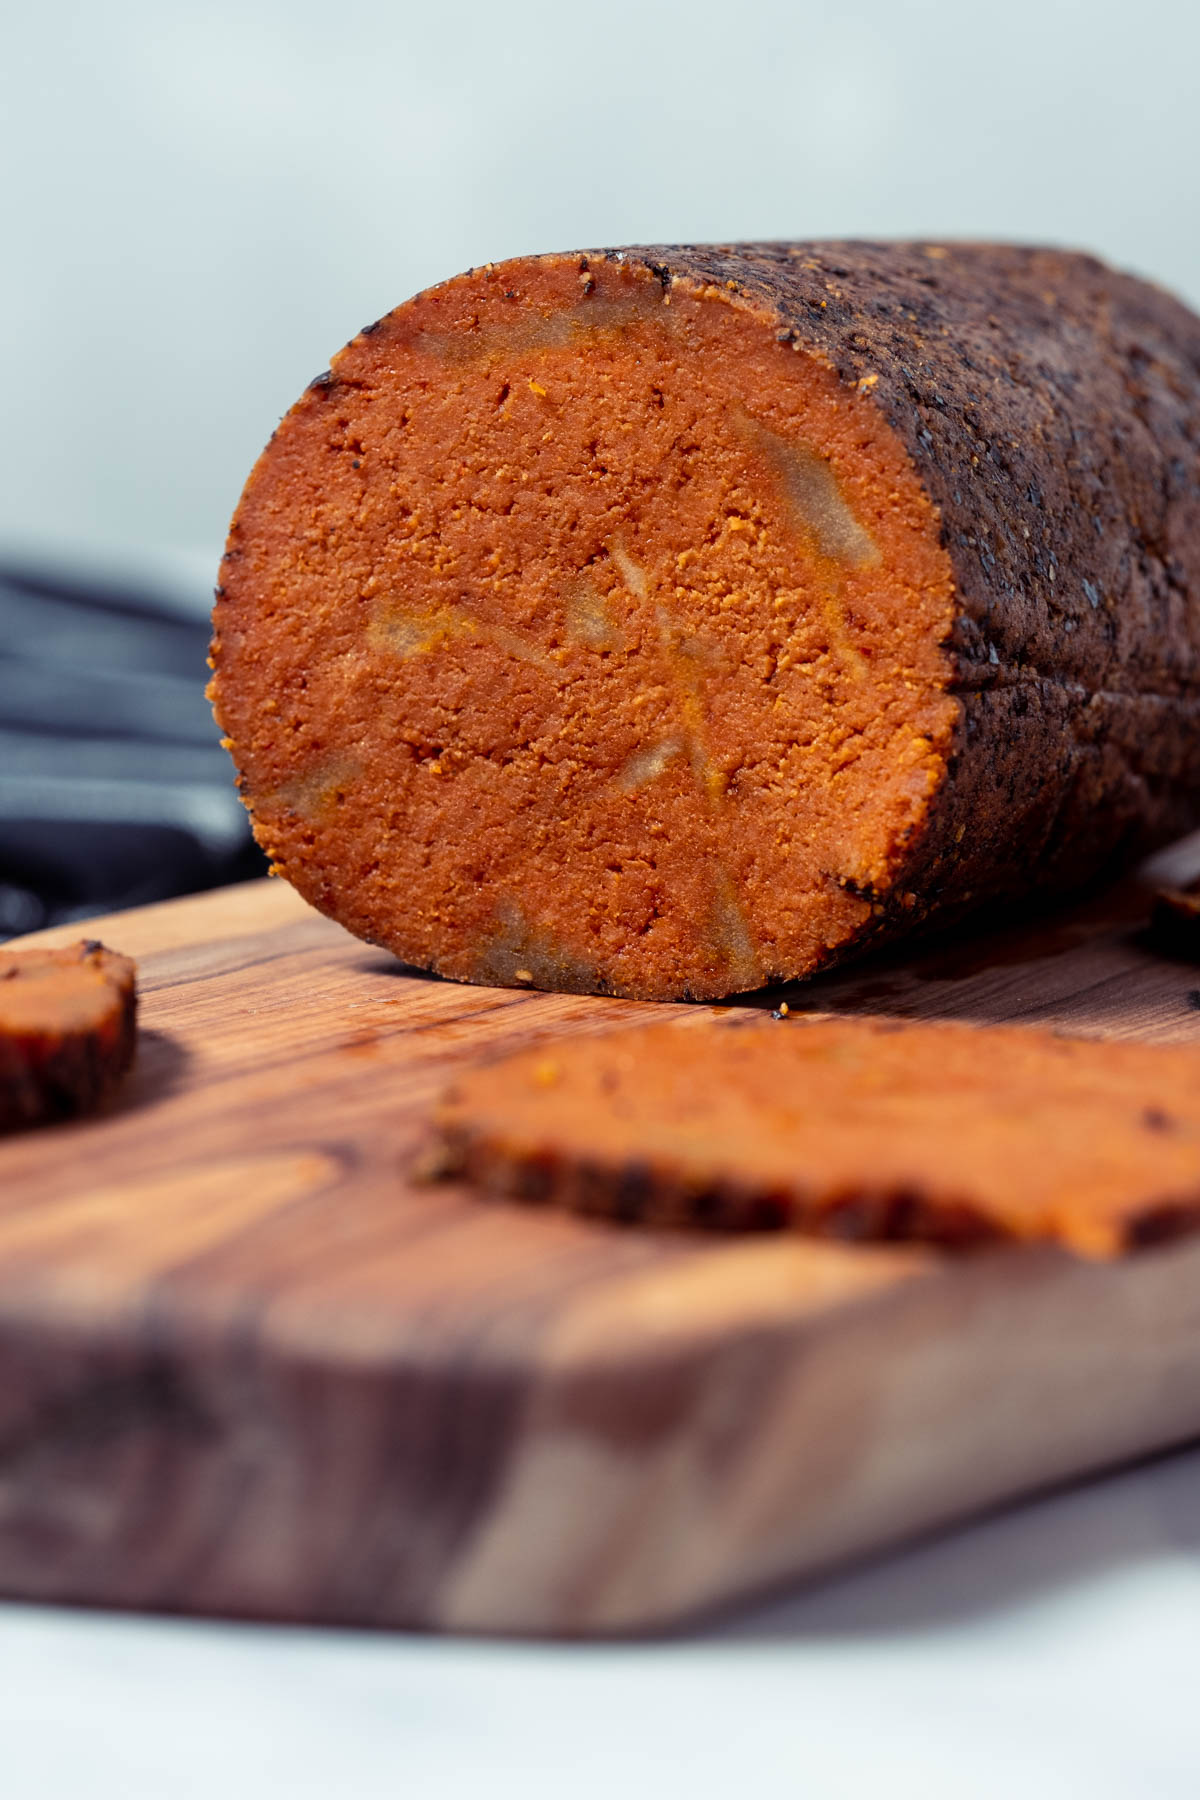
6, 843, 1200, 1637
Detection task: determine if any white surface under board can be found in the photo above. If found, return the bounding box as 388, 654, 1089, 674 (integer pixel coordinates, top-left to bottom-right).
5, 1444, 1200, 1799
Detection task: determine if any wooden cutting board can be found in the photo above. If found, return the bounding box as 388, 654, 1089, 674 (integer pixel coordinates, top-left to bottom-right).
5, 844, 1200, 1637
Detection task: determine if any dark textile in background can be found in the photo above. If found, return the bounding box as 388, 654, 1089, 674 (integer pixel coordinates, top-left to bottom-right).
0, 562, 265, 941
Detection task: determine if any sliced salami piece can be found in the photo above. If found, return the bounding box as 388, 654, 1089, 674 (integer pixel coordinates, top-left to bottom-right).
0, 940, 138, 1129
428, 1015, 1200, 1257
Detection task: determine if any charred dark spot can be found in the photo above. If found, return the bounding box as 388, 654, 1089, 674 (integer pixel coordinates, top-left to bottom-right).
838, 875, 885, 906
614, 1160, 653, 1222
511, 1158, 553, 1203
1126, 1206, 1200, 1250
690, 1184, 729, 1227
748, 1193, 789, 1230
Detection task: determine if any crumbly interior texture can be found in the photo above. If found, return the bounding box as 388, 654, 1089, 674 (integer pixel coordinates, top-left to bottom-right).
212, 243, 1200, 1001
430, 1016, 1200, 1256
0, 940, 138, 1129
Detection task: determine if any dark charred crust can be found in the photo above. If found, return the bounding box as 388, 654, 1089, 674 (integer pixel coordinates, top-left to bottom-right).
1150, 878, 1200, 958
836, 875, 886, 907
509, 1154, 554, 1203
306, 369, 335, 393
614, 1160, 654, 1223
689, 1183, 731, 1227
1125, 1202, 1200, 1250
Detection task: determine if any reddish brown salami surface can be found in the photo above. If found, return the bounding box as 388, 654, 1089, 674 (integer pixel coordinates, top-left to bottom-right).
211, 242, 1200, 1001
428, 1015, 1200, 1257
0, 940, 138, 1130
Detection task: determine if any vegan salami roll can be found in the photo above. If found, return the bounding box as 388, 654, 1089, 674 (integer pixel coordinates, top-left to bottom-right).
211, 242, 1200, 1000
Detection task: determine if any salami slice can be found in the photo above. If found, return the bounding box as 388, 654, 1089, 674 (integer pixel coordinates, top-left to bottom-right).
0, 940, 138, 1129
428, 1015, 1200, 1257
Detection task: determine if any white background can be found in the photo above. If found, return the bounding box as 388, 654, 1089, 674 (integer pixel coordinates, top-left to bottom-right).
4, 0, 1200, 577
5, 2, 1200, 1790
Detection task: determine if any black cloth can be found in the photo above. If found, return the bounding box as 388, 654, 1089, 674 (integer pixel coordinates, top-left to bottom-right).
0, 561, 265, 940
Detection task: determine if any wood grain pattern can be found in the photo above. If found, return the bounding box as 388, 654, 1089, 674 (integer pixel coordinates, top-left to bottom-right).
4, 840, 1200, 1635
